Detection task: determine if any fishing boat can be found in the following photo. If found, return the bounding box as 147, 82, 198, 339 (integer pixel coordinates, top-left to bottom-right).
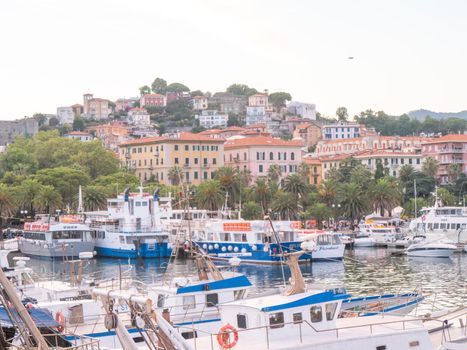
194, 219, 310, 264
87, 187, 172, 258
297, 230, 345, 260
18, 215, 94, 259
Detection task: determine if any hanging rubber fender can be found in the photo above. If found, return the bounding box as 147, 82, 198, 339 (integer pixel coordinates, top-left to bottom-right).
183, 241, 189, 252
217, 323, 239, 349
55, 311, 65, 332
104, 312, 119, 330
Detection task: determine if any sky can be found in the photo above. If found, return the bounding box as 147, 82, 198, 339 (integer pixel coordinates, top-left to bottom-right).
1, 0, 467, 120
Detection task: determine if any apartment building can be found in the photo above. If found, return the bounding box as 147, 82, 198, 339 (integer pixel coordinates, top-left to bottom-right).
119, 132, 224, 184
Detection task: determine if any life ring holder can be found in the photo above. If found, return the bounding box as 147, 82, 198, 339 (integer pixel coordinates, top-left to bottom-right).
217, 323, 239, 349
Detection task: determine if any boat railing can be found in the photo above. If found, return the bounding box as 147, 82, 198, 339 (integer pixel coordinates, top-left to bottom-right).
8, 333, 101, 350
180, 317, 429, 350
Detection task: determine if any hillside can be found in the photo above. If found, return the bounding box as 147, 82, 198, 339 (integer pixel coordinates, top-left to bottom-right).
408, 109, 467, 120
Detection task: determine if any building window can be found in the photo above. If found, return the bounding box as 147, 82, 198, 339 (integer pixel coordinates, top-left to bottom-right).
416, 158, 420, 164
194, 171, 198, 179
175, 158, 179, 164
270, 152, 274, 160
185, 158, 189, 165
195, 158, 198, 164
174, 145, 179, 151
213, 158, 217, 165
204, 158, 208, 165
244, 152, 247, 160
291, 152, 295, 161
259, 165, 263, 173
185, 145, 189, 151
203, 172, 208, 179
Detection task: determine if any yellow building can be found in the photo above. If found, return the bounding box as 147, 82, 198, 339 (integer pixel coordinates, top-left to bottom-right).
118, 132, 224, 184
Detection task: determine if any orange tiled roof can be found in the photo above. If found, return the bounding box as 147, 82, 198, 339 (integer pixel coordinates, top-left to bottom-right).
245, 123, 266, 129
421, 134, 467, 144
225, 136, 304, 149
119, 132, 224, 146
66, 131, 92, 136
142, 93, 165, 98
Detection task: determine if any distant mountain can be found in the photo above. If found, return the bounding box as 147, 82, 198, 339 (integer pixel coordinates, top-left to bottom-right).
408, 109, 467, 121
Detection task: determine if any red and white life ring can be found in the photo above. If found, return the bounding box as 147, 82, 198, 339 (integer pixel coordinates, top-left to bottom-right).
55, 311, 65, 332
217, 323, 239, 349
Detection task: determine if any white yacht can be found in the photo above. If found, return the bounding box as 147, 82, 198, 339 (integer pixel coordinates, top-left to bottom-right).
407, 239, 457, 258
409, 204, 467, 243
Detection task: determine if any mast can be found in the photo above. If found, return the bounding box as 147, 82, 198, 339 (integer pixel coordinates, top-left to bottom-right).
414, 179, 417, 219
77, 185, 84, 214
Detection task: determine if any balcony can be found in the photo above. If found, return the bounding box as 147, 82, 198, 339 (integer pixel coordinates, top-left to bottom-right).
439, 158, 464, 165
438, 147, 465, 154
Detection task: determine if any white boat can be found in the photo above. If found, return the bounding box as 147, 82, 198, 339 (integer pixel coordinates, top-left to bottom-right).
407, 239, 457, 258
18, 215, 94, 259
297, 230, 345, 260
408, 201, 467, 243
353, 234, 376, 247
0, 238, 19, 251
87, 187, 172, 258
359, 216, 405, 245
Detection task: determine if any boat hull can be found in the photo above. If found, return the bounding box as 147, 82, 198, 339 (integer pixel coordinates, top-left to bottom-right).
18, 240, 95, 259
95, 242, 172, 258
407, 248, 455, 258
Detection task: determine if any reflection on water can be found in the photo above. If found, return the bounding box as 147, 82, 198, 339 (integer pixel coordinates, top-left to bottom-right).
10, 248, 466, 315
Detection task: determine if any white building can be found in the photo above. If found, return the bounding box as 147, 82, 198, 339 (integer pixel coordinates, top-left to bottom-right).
127, 108, 151, 127
56, 107, 75, 125
197, 110, 228, 128
192, 96, 208, 110
287, 101, 316, 120
322, 121, 362, 140
245, 106, 266, 126
64, 131, 94, 142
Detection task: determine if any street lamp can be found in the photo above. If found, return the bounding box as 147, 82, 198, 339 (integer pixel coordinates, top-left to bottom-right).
20, 210, 28, 217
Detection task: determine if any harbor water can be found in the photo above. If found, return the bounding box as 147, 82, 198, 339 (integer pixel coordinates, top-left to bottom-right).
10, 248, 466, 315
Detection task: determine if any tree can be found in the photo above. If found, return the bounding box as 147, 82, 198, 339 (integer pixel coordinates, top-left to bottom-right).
282, 174, 307, 197
0, 146, 38, 176
166, 82, 190, 93
338, 183, 367, 222
73, 117, 85, 131
447, 163, 462, 183
168, 166, 183, 186
215, 166, 243, 207
268, 92, 292, 111
404, 171, 436, 200
318, 180, 336, 206
139, 85, 151, 95
83, 185, 108, 211
195, 180, 224, 211
267, 164, 282, 182
242, 201, 262, 220
227, 114, 241, 127
34, 167, 91, 206
374, 161, 389, 180
33, 185, 62, 214
151, 78, 167, 94
190, 90, 204, 97
399, 164, 415, 183
349, 164, 373, 189
403, 197, 427, 218
226, 84, 257, 96
71, 143, 119, 179
49, 117, 59, 127
0, 183, 15, 220
306, 203, 332, 229
250, 178, 272, 214
370, 177, 401, 216
297, 162, 311, 183
13, 178, 43, 215
271, 191, 299, 220
435, 188, 456, 206
336, 107, 348, 121
422, 156, 439, 178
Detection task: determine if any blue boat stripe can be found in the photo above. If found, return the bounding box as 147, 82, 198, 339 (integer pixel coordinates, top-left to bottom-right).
261, 291, 351, 312
176, 275, 252, 294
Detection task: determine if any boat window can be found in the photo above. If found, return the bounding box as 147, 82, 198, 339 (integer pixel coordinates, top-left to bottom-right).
256, 233, 262, 243
434, 223, 439, 229
206, 293, 219, 307
293, 313, 303, 324
456, 224, 460, 230
157, 295, 164, 308
440, 223, 446, 229
24, 232, 46, 240
52, 231, 84, 240
325, 302, 338, 320
450, 209, 456, 215
462, 224, 466, 229
427, 223, 432, 230
269, 312, 284, 329
181, 331, 197, 339
310, 306, 322, 323
233, 234, 242, 242
220, 233, 230, 241
237, 314, 247, 329
234, 289, 246, 300
135, 201, 141, 207
182, 296, 196, 310
120, 236, 125, 244
142, 201, 148, 206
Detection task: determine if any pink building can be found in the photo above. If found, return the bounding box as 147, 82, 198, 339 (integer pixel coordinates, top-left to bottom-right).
224, 136, 304, 181
140, 93, 167, 107
422, 134, 467, 184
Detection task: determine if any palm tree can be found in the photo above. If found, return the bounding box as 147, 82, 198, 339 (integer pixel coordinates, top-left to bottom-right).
370, 178, 401, 216
447, 163, 462, 182
241, 201, 262, 220
215, 166, 242, 206
271, 190, 299, 220
318, 180, 336, 206
168, 166, 183, 186
195, 180, 224, 211
297, 162, 311, 183
283, 174, 307, 197
251, 178, 272, 214
33, 185, 62, 214
267, 164, 282, 182
83, 185, 108, 211
338, 183, 368, 222
14, 178, 42, 215
398, 164, 414, 183
0, 184, 15, 227
422, 157, 439, 178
